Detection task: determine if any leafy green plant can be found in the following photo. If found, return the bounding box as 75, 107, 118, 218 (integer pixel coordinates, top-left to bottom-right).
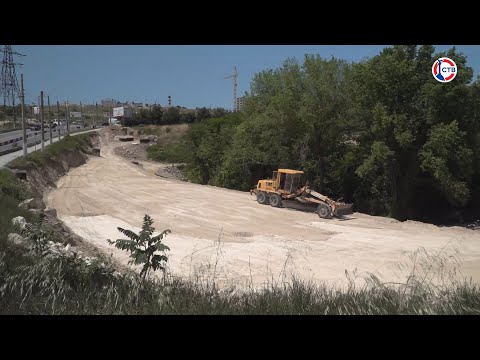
108, 215, 171, 280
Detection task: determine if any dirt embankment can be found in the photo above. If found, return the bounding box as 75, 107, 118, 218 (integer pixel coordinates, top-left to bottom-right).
30, 149, 97, 200
106, 125, 186, 181
114, 143, 150, 161
10, 133, 101, 200
6, 132, 104, 254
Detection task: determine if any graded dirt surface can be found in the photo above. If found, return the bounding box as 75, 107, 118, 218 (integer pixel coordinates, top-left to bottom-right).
46, 132, 480, 289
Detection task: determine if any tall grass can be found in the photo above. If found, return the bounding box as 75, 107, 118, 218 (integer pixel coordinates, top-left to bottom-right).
0, 168, 38, 277
136, 124, 189, 146
146, 143, 191, 163
137, 124, 191, 163
1, 241, 480, 314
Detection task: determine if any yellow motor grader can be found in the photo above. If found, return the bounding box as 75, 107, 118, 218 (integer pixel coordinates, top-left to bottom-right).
250, 169, 353, 219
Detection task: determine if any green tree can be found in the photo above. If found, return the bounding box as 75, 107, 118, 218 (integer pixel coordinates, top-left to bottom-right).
212, 107, 227, 118
182, 113, 242, 184
352, 45, 478, 220
195, 107, 211, 122
179, 112, 196, 123
162, 107, 180, 124
419, 120, 473, 207
215, 56, 355, 193
150, 106, 163, 125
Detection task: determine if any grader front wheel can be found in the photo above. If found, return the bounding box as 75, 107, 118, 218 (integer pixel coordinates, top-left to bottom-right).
317, 203, 333, 219
257, 191, 269, 205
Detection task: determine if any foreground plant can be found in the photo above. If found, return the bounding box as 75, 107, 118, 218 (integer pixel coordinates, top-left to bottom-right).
108, 214, 171, 280
15, 213, 52, 256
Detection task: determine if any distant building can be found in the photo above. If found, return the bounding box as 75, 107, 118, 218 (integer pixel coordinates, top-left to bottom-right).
101, 98, 117, 108
236, 96, 246, 111
113, 106, 134, 118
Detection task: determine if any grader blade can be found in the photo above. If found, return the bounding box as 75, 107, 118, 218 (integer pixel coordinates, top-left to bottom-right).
334, 203, 354, 216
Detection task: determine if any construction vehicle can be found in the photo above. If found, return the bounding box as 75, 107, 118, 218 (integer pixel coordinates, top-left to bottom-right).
250, 169, 353, 219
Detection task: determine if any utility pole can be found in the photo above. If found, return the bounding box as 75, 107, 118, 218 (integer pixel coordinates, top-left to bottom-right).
36, 96, 40, 148
57, 101, 61, 140
20, 74, 26, 157
95, 102, 98, 127
65, 101, 70, 134
225, 66, 238, 112
48, 96, 52, 144
80, 101, 83, 125
40, 91, 44, 150
12, 93, 16, 128
36, 96, 39, 127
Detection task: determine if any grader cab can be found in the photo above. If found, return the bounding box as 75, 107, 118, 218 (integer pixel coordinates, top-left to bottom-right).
251, 169, 353, 219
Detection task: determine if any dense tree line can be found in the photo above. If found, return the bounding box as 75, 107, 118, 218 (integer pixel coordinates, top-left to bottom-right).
175, 46, 480, 224
2, 104, 228, 126
124, 106, 228, 126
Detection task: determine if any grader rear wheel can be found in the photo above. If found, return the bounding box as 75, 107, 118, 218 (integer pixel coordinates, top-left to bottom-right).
269, 193, 283, 207
257, 191, 269, 205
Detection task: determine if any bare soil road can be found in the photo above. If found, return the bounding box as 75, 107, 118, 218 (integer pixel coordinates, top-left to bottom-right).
46, 135, 480, 289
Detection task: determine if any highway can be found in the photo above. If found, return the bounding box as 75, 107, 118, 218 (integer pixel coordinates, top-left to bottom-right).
0, 129, 28, 140
0, 126, 71, 142
0, 127, 100, 167
0, 126, 66, 154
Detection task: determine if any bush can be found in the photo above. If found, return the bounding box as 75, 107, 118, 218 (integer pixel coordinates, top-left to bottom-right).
0, 168, 30, 201
146, 142, 191, 163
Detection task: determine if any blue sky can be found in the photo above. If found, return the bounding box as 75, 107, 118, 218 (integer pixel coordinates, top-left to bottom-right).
12, 45, 480, 109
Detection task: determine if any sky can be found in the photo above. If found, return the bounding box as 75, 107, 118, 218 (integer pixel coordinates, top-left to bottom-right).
11, 45, 480, 109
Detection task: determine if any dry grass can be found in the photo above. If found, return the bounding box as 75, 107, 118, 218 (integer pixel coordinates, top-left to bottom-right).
136, 124, 189, 146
